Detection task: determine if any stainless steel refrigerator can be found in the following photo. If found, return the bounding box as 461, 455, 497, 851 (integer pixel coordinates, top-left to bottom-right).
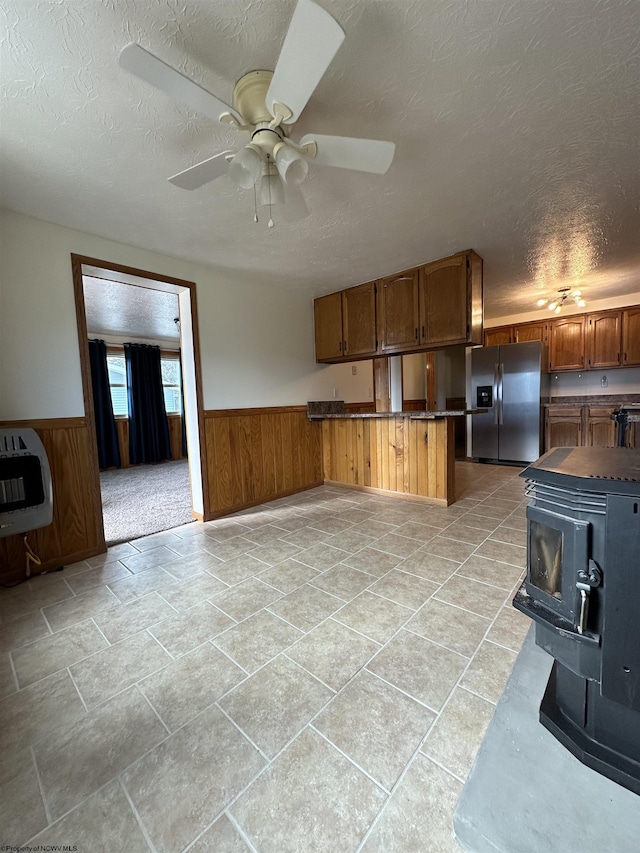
471, 341, 548, 463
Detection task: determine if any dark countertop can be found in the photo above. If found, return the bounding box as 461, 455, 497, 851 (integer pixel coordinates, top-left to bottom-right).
543, 394, 640, 407
309, 410, 486, 420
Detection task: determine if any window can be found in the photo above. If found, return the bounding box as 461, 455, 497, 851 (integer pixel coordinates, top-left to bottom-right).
106, 349, 182, 416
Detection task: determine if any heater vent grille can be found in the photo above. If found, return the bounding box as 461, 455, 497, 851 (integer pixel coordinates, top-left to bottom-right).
525, 480, 607, 515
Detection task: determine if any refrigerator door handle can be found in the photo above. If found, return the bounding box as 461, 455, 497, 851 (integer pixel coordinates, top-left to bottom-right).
493, 363, 500, 425
498, 362, 504, 425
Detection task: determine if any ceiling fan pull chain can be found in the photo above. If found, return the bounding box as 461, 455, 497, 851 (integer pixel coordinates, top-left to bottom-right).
253, 185, 259, 223
267, 155, 274, 229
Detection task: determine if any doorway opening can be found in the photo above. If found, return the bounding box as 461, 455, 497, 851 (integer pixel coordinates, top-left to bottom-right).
71, 255, 209, 548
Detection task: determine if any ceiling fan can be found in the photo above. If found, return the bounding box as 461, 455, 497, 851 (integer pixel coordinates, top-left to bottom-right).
119, 0, 395, 224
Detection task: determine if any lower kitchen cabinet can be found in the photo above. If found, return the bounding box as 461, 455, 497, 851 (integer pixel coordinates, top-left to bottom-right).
545, 405, 620, 451
545, 407, 583, 451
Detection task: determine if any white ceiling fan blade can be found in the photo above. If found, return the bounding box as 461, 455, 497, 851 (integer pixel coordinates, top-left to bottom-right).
300, 134, 395, 174
266, 0, 345, 124
283, 182, 310, 222
168, 151, 234, 190
119, 43, 241, 124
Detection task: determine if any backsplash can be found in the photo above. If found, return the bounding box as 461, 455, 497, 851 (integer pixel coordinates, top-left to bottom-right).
549, 367, 640, 398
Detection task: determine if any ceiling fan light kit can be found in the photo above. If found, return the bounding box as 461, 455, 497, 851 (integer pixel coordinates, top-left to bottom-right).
118, 0, 395, 227
536, 287, 586, 314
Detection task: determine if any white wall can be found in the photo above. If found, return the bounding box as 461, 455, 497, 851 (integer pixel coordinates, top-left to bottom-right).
402, 353, 426, 400
435, 346, 467, 409
549, 367, 640, 398
0, 211, 374, 420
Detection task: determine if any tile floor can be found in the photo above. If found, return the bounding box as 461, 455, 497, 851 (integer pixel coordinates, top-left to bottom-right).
0, 462, 532, 853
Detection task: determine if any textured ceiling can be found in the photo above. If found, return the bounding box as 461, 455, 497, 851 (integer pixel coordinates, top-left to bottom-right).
1, 0, 639, 319
83, 276, 180, 341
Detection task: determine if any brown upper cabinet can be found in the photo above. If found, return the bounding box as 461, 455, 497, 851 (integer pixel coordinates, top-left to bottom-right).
314, 282, 377, 362
484, 320, 547, 347
484, 327, 513, 346
377, 269, 419, 353
622, 307, 640, 365
586, 311, 621, 369
549, 316, 585, 371
314, 249, 483, 363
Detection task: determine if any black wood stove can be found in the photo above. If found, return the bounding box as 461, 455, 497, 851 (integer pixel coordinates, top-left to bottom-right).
514, 446, 640, 795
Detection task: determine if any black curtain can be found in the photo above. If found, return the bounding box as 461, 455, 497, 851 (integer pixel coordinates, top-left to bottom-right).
179, 349, 188, 458
124, 343, 171, 465
88, 339, 121, 469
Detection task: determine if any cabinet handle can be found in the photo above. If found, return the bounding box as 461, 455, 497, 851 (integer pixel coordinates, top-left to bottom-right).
339, 341, 342, 352
624, 352, 627, 362
343, 340, 347, 354
421, 325, 425, 339
415, 328, 418, 340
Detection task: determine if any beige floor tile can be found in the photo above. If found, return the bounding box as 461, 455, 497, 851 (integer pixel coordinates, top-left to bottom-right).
149, 601, 234, 657
119, 545, 182, 574
406, 598, 490, 657
269, 515, 309, 533
93, 591, 177, 642
231, 727, 385, 853
282, 526, 329, 549
165, 534, 213, 557
341, 547, 402, 577
212, 577, 282, 621
474, 538, 527, 568
394, 521, 441, 542
204, 520, 253, 540
267, 583, 344, 631
315, 670, 435, 790
165, 551, 223, 581
0, 748, 48, 846
0, 609, 50, 654
459, 513, 501, 532
335, 508, 377, 525
130, 530, 183, 552
310, 565, 375, 600
460, 640, 517, 703
285, 618, 379, 690
107, 567, 178, 605
210, 554, 268, 585
367, 630, 467, 711
306, 515, 356, 535
34, 685, 167, 821
397, 550, 459, 584
361, 754, 462, 853
434, 574, 507, 619
156, 571, 228, 611
0, 670, 86, 758
470, 504, 512, 521
215, 610, 303, 673
439, 522, 489, 546
368, 569, 438, 610
70, 630, 171, 706
220, 655, 332, 757
0, 578, 74, 623
248, 540, 302, 566
141, 642, 244, 730
334, 591, 413, 644
12, 619, 108, 688
373, 532, 423, 559
43, 585, 120, 632
323, 528, 377, 553
422, 536, 477, 563
489, 525, 527, 548
65, 561, 132, 595
243, 524, 289, 545
294, 542, 351, 571
189, 814, 250, 852
203, 536, 259, 561
85, 541, 139, 567
28, 779, 149, 851
255, 558, 319, 593
456, 554, 523, 590
421, 686, 495, 780
487, 605, 532, 651
350, 519, 399, 538
499, 514, 528, 531
0, 651, 17, 698
122, 704, 264, 853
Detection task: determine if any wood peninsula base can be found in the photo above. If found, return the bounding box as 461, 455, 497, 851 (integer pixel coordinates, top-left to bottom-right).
318, 412, 464, 507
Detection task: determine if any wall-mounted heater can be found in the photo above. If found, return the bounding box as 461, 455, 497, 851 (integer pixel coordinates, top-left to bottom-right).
0, 428, 53, 538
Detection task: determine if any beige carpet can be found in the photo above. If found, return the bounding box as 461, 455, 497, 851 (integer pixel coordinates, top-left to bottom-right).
100, 459, 192, 545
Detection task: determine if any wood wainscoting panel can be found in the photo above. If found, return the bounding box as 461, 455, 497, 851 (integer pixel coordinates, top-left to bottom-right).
204, 408, 323, 517
0, 418, 105, 584
322, 415, 454, 505
111, 415, 185, 470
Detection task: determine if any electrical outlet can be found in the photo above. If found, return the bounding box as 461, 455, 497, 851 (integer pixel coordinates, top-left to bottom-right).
601, 374, 608, 387
352, 365, 357, 375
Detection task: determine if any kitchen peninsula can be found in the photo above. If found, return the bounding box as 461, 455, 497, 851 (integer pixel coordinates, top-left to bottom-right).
309, 409, 483, 506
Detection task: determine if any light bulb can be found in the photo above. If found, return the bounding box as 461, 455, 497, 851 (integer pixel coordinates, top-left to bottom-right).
577, 299, 586, 307
536, 298, 547, 307
555, 306, 561, 314
548, 302, 557, 311
229, 145, 262, 189
259, 170, 284, 206
572, 290, 581, 297
274, 143, 308, 186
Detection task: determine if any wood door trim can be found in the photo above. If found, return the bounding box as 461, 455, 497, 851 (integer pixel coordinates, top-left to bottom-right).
0, 417, 87, 429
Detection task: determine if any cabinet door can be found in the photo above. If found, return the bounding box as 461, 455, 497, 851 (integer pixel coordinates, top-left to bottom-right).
587, 312, 621, 368
515, 321, 548, 344
314, 292, 343, 361
545, 408, 583, 451
549, 317, 585, 371
622, 307, 640, 366
377, 270, 419, 353
342, 281, 377, 358
419, 253, 469, 345
484, 327, 512, 346
585, 408, 616, 447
